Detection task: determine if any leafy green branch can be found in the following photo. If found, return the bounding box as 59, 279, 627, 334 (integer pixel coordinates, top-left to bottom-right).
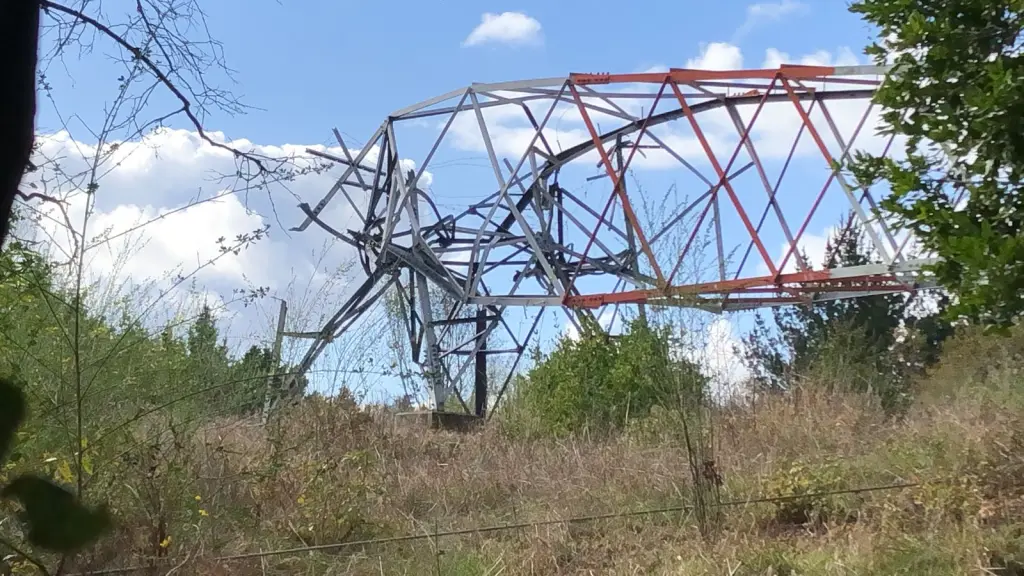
0, 379, 110, 575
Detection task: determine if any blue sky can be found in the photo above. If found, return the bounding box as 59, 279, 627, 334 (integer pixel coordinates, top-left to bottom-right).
24, 1, 897, 404
215, 0, 871, 144
37, 0, 877, 142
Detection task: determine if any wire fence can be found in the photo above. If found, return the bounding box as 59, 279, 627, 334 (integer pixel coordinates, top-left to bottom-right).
74, 481, 921, 575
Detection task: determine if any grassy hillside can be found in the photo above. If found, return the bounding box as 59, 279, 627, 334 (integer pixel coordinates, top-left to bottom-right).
1, 233, 1022, 575
4, 316, 1023, 574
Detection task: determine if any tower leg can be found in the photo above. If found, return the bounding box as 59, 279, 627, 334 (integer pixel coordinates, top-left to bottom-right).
474, 306, 488, 417
413, 270, 447, 411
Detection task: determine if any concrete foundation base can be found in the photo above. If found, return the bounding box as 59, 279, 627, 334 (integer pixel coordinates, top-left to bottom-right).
394, 410, 483, 433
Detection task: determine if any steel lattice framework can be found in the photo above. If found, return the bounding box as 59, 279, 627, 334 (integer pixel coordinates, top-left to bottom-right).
287, 63, 938, 413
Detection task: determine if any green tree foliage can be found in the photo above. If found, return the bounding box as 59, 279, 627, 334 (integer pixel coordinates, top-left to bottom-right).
231, 345, 309, 415
743, 220, 906, 389
742, 218, 952, 410
509, 317, 707, 436
181, 306, 306, 416
847, 0, 1024, 329
186, 305, 227, 360
184, 305, 233, 409
0, 235, 308, 568
231, 345, 277, 413
0, 379, 111, 562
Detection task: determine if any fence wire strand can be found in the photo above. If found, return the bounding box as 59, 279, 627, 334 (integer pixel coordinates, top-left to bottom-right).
73, 481, 921, 575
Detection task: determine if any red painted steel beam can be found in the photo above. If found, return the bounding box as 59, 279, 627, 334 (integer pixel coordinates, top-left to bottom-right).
548, 66, 909, 313
569, 65, 839, 85
564, 81, 668, 296
666, 79, 780, 282
565, 270, 913, 309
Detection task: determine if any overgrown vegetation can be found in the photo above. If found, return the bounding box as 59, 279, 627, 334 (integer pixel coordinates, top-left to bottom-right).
0, 232, 307, 573
849, 0, 1024, 329
742, 217, 954, 413
5, 0, 1024, 573
4, 223, 1024, 574
503, 317, 707, 437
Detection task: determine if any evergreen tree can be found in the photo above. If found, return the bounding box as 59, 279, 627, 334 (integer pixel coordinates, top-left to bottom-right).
742, 214, 952, 410
180, 307, 310, 417
230, 345, 276, 415
228, 345, 310, 416
186, 305, 227, 361
184, 304, 232, 411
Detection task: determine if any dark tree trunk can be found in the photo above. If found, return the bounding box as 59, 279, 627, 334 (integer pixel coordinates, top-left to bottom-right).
0, 1, 40, 249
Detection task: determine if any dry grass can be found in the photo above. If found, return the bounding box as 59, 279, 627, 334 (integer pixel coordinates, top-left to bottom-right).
17, 329, 1024, 575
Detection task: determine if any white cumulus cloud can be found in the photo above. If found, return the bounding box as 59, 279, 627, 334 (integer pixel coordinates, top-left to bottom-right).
15, 128, 432, 393
696, 318, 751, 400
463, 12, 543, 48
733, 0, 808, 42
762, 46, 860, 68
24, 128, 368, 294
687, 42, 745, 70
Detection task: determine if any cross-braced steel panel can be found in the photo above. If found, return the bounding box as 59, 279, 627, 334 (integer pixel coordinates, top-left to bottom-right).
290, 63, 937, 411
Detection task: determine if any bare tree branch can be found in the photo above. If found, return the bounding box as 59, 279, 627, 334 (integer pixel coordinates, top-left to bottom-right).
38, 0, 273, 174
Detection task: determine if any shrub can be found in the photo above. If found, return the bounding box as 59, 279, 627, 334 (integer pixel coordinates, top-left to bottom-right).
505, 317, 707, 437
765, 459, 850, 526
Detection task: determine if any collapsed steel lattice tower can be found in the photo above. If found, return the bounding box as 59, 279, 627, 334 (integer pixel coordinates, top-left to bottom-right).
289, 63, 937, 412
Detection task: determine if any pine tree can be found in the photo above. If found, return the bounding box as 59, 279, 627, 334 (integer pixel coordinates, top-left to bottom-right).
184, 305, 232, 411
742, 214, 951, 410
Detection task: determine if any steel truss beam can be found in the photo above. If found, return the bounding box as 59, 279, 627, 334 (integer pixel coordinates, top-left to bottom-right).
289, 63, 938, 412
